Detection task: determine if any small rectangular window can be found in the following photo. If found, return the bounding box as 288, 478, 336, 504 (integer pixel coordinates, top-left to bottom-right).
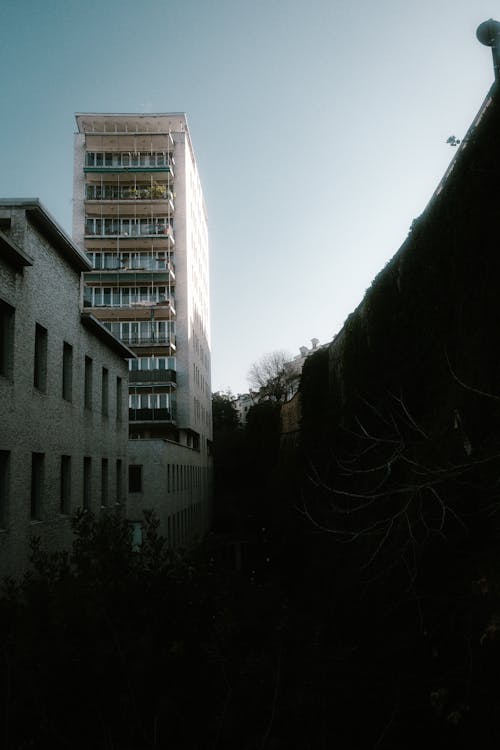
62, 342, 73, 401
101, 458, 108, 507
116, 459, 122, 505
83, 457, 91, 510
31, 452, 44, 520
130, 522, 142, 549
116, 376, 122, 422
60, 455, 71, 514
128, 465, 143, 493
0, 451, 10, 528
101, 367, 109, 416
84, 356, 93, 410
34, 323, 47, 392
0, 300, 15, 380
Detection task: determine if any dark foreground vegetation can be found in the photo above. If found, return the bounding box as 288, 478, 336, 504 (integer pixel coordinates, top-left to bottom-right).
3, 388, 500, 748
211, 389, 500, 750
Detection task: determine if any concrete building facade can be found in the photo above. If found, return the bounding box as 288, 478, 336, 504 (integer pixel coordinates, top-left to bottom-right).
72, 114, 212, 541
0, 200, 132, 576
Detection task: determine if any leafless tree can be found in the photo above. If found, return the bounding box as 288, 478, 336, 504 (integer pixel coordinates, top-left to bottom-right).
299, 382, 500, 585
247, 350, 300, 403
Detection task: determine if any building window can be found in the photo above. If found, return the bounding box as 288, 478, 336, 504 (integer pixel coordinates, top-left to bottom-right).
0, 300, 15, 380
0, 451, 10, 528
83, 457, 91, 510
33, 323, 47, 392
101, 458, 108, 507
116, 376, 122, 422
60, 455, 71, 514
31, 452, 44, 521
128, 465, 142, 493
84, 356, 93, 410
62, 342, 73, 401
116, 459, 122, 505
130, 522, 143, 549
101, 367, 109, 416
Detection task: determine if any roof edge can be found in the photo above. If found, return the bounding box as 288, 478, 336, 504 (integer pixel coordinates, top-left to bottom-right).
80, 313, 137, 360
0, 199, 91, 273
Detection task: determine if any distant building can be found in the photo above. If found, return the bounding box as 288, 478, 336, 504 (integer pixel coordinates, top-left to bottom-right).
288, 338, 321, 381
72, 113, 213, 542
279, 339, 323, 449
234, 392, 255, 425
0, 199, 132, 576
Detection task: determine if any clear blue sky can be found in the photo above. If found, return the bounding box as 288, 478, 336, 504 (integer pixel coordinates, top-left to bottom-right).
0, 0, 496, 393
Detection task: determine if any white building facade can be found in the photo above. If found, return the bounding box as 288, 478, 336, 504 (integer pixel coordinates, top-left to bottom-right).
0, 200, 131, 576
72, 114, 212, 542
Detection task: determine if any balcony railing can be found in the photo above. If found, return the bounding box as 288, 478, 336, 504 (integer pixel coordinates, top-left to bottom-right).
85, 153, 175, 169
121, 336, 176, 348
129, 408, 175, 422
85, 252, 174, 273
84, 154, 175, 177
129, 369, 176, 384
85, 220, 174, 240
83, 298, 175, 314
86, 186, 173, 202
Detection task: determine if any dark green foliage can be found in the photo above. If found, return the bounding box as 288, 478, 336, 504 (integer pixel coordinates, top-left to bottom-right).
212, 391, 239, 433
245, 401, 281, 479
0, 510, 294, 749
211, 392, 246, 531
299, 346, 331, 450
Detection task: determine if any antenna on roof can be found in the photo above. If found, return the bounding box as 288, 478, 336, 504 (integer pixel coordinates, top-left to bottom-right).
477, 19, 500, 83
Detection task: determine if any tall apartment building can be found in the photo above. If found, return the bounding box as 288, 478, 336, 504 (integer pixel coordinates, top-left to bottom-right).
73, 113, 212, 542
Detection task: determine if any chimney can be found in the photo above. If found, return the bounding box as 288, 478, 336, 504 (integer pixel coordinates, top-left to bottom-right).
311, 338, 319, 350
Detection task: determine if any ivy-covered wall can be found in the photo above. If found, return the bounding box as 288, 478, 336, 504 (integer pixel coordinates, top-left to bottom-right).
297, 85, 500, 583
301, 84, 500, 471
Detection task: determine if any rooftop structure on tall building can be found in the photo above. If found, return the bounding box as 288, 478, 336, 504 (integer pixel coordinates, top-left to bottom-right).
73, 113, 213, 542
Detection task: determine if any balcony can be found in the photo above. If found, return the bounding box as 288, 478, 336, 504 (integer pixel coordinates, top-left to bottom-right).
129, 408, 175, 423
85, 153, 175, 174
85, 220, 175, 242
84, 272, 173, 285
85, 166, 174, 178
128, 369, 176, 384
86, 186, 173, 201
85, 188, 175, 215
84, 254, 175, 276
121, 336, 176, 350
84, 304, 176, 320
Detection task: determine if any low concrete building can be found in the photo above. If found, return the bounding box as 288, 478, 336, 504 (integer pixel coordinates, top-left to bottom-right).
128, 438, 212, 547
0, 199, 133, 576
